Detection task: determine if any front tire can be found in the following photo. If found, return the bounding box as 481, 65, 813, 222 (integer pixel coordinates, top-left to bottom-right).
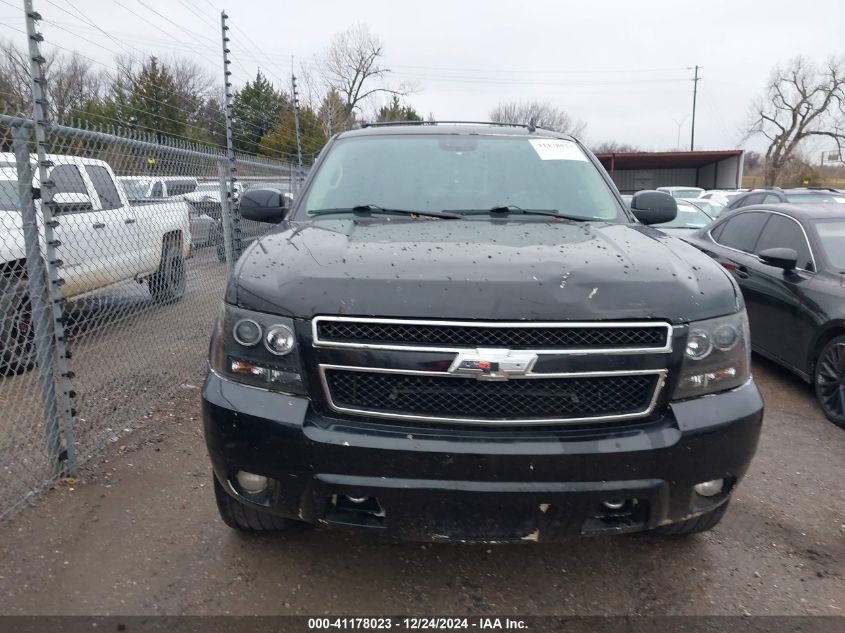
814, 336, 845, 429
149, 240, 186, 304
0, 275, 36, 375
652, 501, 729, 536
212, 475, 291, 532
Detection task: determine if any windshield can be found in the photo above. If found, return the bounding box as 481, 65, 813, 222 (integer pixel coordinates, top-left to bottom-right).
194, 182, 238, 194
814, 219, 845, 270
656, 202, 713, 228
299, 135, 624, 221
670, 189, 704, 199
690, 198, 726, 217
120, 178, 151, 199
785, 192, 845, 204
0, 178, 20, 211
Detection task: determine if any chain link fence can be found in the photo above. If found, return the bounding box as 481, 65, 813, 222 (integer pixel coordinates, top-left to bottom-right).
0, 109, 304, 518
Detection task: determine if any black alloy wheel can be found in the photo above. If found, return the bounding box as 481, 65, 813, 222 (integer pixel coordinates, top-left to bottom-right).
814, 336, 845, 428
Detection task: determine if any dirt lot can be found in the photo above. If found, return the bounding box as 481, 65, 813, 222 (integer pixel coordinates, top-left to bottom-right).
0, 356, 842, 616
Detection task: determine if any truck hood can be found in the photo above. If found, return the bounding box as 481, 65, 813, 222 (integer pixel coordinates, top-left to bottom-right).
229, 218, 738, 323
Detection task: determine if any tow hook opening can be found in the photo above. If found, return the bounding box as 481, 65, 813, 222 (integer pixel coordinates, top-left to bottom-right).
582, 498, 648, 534
325, 494, 387, 529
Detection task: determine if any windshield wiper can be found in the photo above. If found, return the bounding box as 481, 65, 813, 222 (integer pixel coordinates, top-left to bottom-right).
443, 205, 591, 221
310, 204, 460, 219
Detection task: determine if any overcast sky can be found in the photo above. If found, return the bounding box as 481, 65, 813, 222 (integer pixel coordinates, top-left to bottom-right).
2, 0, 843, 153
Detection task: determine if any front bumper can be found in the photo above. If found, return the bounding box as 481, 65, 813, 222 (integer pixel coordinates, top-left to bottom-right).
202, 372, 763, 542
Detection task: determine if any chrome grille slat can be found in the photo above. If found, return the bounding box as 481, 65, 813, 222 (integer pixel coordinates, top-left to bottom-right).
312, 316, 672, 354
324, 368, 659, 422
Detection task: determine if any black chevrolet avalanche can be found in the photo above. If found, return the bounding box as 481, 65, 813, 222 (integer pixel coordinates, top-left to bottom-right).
201, 122, 763, 542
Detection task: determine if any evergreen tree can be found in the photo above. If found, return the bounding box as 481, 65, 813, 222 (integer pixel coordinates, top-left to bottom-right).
117, 57, 185, 142
376, 95, 422, 122
260, 106, 326, 164
318, 89, 352, 136
231, 71, 288, 154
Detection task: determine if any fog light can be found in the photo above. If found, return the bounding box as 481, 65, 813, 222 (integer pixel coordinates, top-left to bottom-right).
236, 470, 268, 494
694, 478, 724, 497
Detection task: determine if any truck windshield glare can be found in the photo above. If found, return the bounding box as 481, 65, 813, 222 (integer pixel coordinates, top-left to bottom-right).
300, 135, 624, 222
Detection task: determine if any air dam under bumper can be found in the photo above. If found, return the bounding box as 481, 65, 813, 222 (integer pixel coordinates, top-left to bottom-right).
202, 372, 763, 542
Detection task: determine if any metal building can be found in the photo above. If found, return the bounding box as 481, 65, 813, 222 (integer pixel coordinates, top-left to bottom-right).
594, 150, 745, 193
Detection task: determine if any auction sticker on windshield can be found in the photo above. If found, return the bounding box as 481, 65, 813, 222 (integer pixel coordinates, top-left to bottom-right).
529, 139, 587, 161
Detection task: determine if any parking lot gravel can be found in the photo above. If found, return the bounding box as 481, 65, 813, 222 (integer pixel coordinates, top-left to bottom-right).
0, 355, 842, 616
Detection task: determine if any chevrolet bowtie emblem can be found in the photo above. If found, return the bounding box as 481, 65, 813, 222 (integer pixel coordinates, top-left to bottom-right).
448, 349, 538, 380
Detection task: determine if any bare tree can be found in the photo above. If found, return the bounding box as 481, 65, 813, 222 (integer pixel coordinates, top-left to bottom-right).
318, 89, 350, 137
0, 40, 32, 114
591, 141, 640, 153
0, 40, 103, 122
747, 56, 845, 185
165, 56, 216, 119
489, 100, 586, 136
294, 62, 321, 111
319, 23, 413, 116
50, 53, 105, 123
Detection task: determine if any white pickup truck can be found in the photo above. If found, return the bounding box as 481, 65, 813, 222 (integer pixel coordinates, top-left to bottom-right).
117, 176, 198, 201
0, 153, 192, 372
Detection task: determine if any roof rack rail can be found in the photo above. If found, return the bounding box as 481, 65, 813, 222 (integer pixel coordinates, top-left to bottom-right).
803, 186, 840, 192
358, 120, 543, 131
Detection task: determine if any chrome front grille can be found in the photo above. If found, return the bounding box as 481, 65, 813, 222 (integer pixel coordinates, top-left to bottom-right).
313, 317, 672, 426
313, 317, 672, 353
322, 367, 662, 425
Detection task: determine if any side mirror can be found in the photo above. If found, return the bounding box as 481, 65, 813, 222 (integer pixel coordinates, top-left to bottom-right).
630, 190, 678, 225
52, 192, 93, 213
759, 247, 798, 270
239, 187, 291, 223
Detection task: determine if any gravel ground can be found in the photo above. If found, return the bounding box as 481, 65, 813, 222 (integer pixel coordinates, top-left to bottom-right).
0, 246, 226, 515
0, 356, 842, 616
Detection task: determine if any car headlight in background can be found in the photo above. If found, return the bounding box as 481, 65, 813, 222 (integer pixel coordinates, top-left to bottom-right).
209, 304, 306, 394
672, 311, 751, 400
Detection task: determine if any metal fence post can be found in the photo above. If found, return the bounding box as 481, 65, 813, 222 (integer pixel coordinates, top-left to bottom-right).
23, 0, 78, 475
218, 160, 234, 268
220, 11, 240, 269
11, 125, 64, 475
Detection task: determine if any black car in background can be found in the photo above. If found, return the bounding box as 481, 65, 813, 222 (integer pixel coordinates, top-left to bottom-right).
726, 187, 845, 212
685, 204, 845, 427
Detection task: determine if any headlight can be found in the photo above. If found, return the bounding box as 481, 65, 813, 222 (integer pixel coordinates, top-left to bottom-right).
265, 324, 295, 355
672, 311, 750, 400
209, 303, 306, 394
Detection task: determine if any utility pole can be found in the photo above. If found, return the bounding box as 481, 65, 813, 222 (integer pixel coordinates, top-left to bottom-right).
291, 67, 303, 170
690, 65, 700, 151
